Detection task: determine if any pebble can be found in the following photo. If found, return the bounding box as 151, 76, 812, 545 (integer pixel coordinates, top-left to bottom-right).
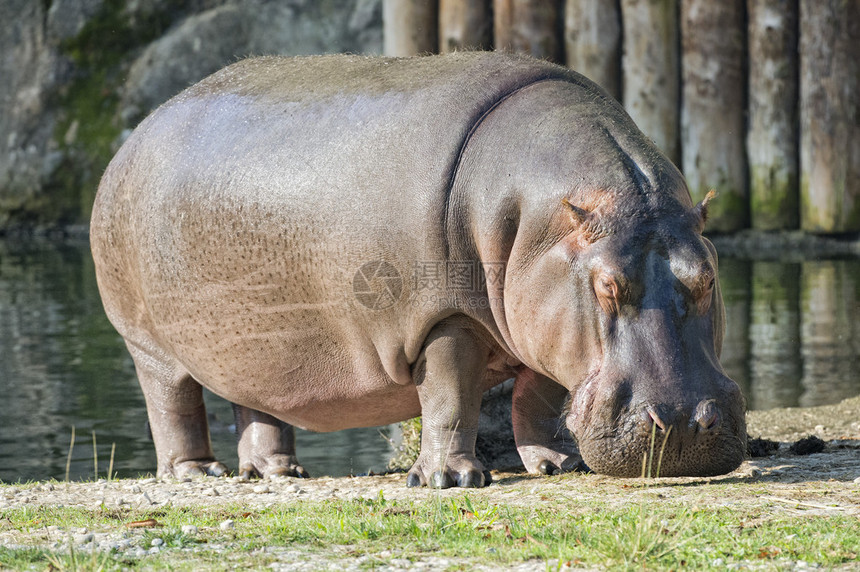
204, 488, 220, 497
253, 484, 270, 494
151, 538, 164, 547
139, 478, 157, 485
853, 476, 860, 484
286, 484, 303, 494
74, 533, 94, 545
181, 525, 198, 536
220, 519, 235, 531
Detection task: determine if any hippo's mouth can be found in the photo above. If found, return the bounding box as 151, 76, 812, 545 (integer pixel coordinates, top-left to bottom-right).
575, 413, 747, 478
564, 372, 747, 478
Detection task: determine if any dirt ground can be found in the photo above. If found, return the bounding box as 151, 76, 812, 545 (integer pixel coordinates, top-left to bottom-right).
1, 396, 857, 512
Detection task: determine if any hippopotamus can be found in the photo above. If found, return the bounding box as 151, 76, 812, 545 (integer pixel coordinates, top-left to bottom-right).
90, 52, 746, 487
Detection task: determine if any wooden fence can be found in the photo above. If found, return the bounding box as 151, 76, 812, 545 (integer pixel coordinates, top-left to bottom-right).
383, 0, 858, 234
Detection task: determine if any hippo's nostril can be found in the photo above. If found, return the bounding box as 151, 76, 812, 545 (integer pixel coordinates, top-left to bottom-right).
694, 400, 720, 431
646, 406, 668, 431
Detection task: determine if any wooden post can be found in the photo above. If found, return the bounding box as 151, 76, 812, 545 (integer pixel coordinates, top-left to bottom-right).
494, 0, 563, 63
799, 0, 860, 232
564, 0, 621, 100
620, 0, 680, 165
383, 0, 439, 56
681, 0, 748, 232
439, 0, 492, 53
749, 261, 802, 409
747, 0, 799, 230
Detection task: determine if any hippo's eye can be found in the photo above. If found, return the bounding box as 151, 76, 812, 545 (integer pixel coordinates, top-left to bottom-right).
695, 277, 715, 314
594, 273, 626, 315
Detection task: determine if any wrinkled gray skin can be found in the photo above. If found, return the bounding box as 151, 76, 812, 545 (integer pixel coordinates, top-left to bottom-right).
91, 52, 746, 487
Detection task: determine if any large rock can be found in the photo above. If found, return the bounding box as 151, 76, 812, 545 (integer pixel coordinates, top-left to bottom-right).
121, 0, 382, 124
0, 0, 67, 226
0, 0, 381, 231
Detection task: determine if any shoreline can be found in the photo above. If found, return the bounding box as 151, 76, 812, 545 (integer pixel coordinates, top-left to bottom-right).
3, 227, 860, 261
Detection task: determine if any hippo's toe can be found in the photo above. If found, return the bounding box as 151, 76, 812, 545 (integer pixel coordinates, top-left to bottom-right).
237, 455, 309, 480
172, 460, 229, 479
537, 458, 590, 475
406, 455, 491, 489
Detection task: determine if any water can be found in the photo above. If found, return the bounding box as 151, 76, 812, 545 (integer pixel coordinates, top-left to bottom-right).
0, 238, 397, 483
1, 238, 858, 483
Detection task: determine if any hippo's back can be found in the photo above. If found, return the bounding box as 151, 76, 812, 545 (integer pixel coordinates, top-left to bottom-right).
90, 53, 608, 426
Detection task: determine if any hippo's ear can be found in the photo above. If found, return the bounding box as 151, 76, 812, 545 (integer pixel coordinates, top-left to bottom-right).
689, 189, 717, 233
561, 198, 590, 226
562, 198, 610, 243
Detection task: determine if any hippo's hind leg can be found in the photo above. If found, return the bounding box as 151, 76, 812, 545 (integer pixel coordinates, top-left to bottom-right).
407, 318, 491, 488
512, 369, 587, 475
126, 341, 228, 478
232, 405, 309, 479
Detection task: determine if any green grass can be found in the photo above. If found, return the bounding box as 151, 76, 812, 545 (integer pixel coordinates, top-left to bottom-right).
0, 488, 857, 571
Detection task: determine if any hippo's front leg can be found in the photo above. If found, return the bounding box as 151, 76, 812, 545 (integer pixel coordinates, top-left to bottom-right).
513, 369, 586, 475
232, 404, 309, 479
407, 319, 491, 488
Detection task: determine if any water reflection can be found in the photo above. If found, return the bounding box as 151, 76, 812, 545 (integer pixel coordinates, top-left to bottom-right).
1, 238, 858, 483
719, 257, 860, 410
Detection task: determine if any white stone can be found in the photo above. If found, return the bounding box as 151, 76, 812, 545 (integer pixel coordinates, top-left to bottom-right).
220, 519, 235, 531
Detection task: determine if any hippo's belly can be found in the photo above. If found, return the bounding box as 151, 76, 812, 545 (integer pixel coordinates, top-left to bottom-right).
132, 212, 425, 431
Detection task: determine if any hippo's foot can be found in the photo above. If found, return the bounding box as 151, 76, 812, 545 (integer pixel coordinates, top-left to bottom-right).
231, 404, 307, 479
512, 370, 589, 475
406, 454, 491, 488
167, 459, 230, 479
517, 445, 589, 475
237, 454, 309, 480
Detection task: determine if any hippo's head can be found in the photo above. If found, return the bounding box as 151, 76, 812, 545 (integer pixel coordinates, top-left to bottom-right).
463, 78, 746, 477
506, 191, 746, 478
568, 191, 745, 477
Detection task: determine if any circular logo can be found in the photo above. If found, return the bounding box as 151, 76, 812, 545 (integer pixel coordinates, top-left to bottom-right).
352, 260, 403, 310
